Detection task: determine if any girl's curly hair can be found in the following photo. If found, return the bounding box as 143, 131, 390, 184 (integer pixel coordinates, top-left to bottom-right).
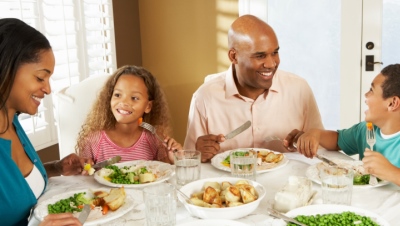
76, 65, 171, 153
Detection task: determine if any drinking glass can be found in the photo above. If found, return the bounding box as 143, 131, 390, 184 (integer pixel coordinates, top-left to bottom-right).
319, 165, 354, 205
230, 149, 257, 181
174, 150, 201, 186
143, 183, 176, 226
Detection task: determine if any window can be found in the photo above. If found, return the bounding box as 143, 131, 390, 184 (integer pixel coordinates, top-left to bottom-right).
0, 0, 117, 150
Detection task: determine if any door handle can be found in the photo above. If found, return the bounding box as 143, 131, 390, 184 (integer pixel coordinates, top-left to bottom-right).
365, 55, 383, 71
367, 61, 383, 66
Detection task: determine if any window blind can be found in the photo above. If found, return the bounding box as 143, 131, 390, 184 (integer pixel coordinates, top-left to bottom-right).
0, 0, 117, 150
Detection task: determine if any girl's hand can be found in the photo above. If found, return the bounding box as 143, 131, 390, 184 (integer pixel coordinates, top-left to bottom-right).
39, 213, 82, 226
164, 136, 183, 151
163, 136, 183, 164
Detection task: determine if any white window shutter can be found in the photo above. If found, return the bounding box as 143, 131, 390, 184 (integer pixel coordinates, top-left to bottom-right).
0, 0, 117, 150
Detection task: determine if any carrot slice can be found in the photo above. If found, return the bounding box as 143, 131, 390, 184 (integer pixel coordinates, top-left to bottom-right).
102, 204, 109, 215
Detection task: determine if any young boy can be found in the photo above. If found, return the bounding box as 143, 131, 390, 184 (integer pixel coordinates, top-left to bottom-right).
285, 64, 400, 186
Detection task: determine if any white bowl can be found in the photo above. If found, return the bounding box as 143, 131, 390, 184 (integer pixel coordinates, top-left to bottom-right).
178, 177, 266, 220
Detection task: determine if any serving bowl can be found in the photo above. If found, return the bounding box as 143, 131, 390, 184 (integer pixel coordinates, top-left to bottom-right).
178, 177, 266, 220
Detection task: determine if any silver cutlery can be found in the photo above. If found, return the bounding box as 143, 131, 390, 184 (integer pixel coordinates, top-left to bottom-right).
267, 207, 307, 226
175, 188, 194, 205
92, 155, 121, 170
366, 122, 378, 186
77, 204, 91, 224
225, 121, 251, 139
140, 122, 178, 152
316, 154, 338, 167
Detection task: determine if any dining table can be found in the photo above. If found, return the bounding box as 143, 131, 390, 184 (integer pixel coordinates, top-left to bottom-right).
29, 150, 400, 226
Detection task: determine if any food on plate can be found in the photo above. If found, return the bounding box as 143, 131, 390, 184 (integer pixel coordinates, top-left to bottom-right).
221, 149, 283, 169
47, 187, 126, 215
98, 164, 157, 184
189, 180, 258, 208
316, 161, 381, 185
287, 211, 379, 226
103, 187, 126, 211
256, 150, 284, 164
274, 176, 313, 213
84, 163, 95, 175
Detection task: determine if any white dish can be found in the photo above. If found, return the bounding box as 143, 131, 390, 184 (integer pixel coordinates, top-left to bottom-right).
211, 148, 289, 173
305, 162, 390, 188
178, 177, 266, 220
94, 160, 174, 188
286, 204, 389, 226
177, 219, 249, 226
34, 188, 135, 225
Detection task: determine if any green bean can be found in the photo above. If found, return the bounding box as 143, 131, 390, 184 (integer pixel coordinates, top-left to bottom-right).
287, 211, 379, 226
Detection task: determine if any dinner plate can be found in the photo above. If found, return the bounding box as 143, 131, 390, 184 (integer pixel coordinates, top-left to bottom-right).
94, 160, 174, 188
305, 162, 390, 188
177, 219, 249, 226
34, 188, 135, 225
286, 204, 389, 226
211, 148, 289, 173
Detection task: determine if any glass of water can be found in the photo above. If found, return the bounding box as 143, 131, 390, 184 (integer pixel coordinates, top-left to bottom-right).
319, 165, 354, 205
174, 150, 201, 186
230, 149, 257, 181
143, 183, 176, 226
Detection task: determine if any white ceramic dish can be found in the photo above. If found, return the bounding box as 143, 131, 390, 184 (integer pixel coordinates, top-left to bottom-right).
178, 177, 266, 220
286, 204, 389, 226
34, 188, 135, 225
177, 219, 249, 226
94, 160, 174, 188
306, 162, 389, 188
211, 148, 289, 173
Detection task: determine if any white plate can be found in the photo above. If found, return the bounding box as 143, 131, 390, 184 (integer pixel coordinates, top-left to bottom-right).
34, 188, 135, 225
286, 204, 389, 226
211, 148, 289, 173
94, 160, 174, 188
305, 163, 390, 188
177, 219, 249, 226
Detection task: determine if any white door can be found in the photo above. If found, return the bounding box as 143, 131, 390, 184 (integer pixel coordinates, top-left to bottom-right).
360, 0, 400, 120
238, 0, 397, 130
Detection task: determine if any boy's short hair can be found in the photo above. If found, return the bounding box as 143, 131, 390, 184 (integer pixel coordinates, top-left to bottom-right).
381, 64, 400, 99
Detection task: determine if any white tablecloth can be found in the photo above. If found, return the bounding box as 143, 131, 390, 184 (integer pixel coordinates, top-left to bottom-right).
29, 151, 400, 225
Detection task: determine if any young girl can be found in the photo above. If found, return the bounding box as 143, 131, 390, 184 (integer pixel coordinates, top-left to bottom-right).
77, 65, 182, 164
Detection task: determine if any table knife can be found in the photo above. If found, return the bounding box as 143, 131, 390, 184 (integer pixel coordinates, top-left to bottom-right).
225, 121, 251, 139
92, 155, 121, 169
77, 204, 91, 224
316, 154, 338, 167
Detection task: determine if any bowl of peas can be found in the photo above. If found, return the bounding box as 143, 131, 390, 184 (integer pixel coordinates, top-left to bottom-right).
285, 204, 389, 226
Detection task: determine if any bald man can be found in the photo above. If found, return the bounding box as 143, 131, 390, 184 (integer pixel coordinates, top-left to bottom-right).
183, 15, 323, 162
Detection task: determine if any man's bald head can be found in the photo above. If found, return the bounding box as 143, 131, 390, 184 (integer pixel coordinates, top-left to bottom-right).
228, 15, 277, 50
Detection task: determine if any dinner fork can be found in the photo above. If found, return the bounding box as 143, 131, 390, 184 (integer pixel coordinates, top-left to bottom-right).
366, 122, 378, 186
140, 122, 178, 153
139, 122, 166, 144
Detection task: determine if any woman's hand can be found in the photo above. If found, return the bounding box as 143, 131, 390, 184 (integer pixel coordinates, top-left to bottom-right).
46, 154, 94, 177
39, 213, 82, 226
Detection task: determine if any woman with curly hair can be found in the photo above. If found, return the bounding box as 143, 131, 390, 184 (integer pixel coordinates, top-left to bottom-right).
77, 65, 182, 164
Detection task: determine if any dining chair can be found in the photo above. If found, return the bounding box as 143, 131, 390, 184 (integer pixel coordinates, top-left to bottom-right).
55, 75, 110, 159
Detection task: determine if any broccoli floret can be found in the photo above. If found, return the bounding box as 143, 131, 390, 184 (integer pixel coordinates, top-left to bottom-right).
75, 192, 92, 205
140, 167, 148, 174
353, 174, 370, 185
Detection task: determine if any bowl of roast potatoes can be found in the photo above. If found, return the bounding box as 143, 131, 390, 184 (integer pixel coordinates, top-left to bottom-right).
178, 177, 266, 219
